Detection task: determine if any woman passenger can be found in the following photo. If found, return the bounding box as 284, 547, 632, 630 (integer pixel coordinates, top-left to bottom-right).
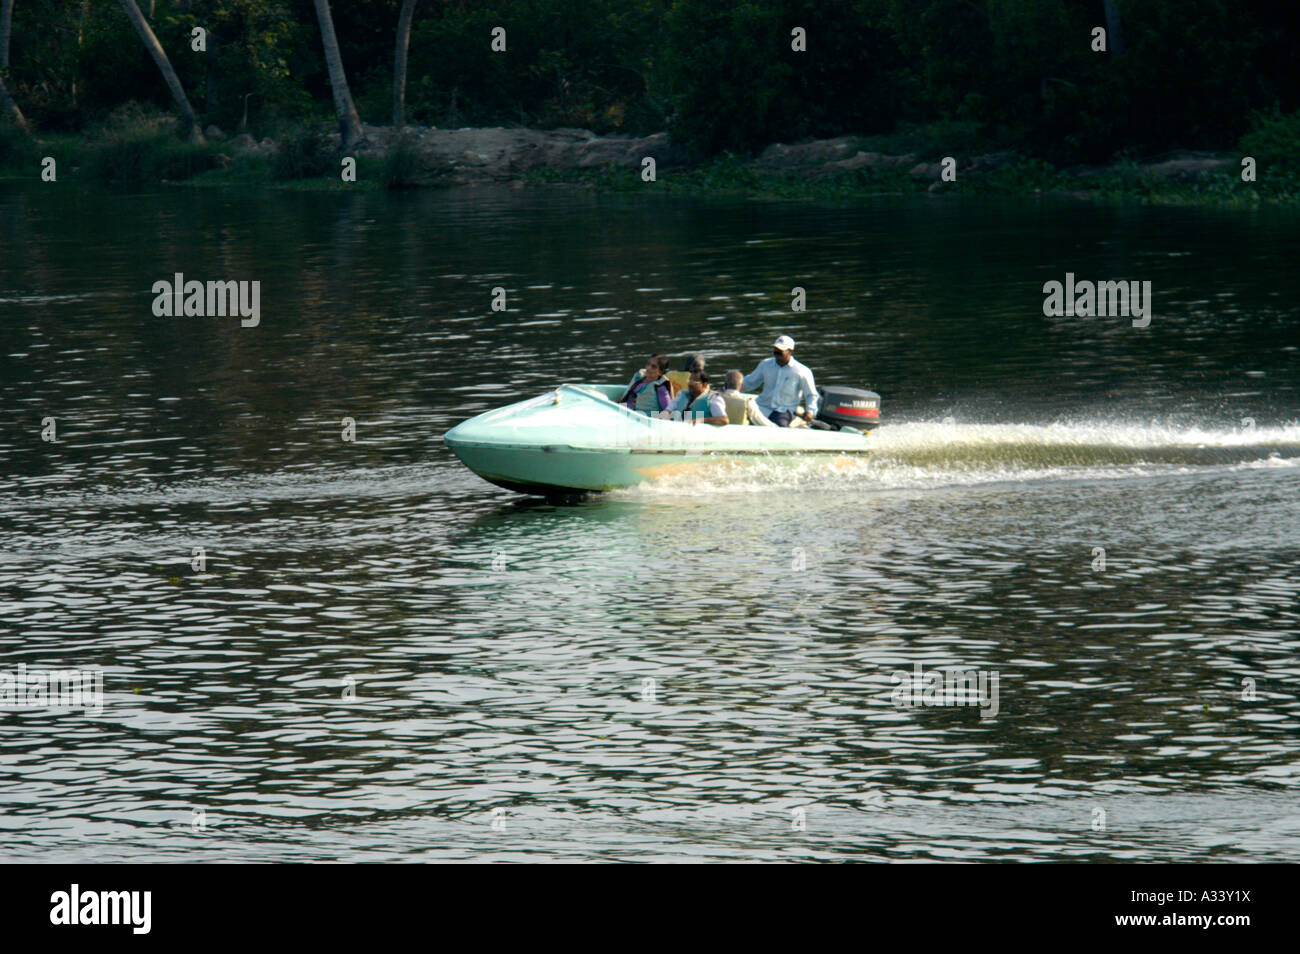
617, 354, 673, 416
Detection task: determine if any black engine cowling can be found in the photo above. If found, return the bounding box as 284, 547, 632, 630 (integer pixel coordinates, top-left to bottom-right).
817, 386, 881, 430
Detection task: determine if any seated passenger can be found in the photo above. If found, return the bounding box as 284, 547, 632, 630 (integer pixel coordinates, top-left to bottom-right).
722, 369, 777, 427
665, 354, 705, 396
617, 354, 673, 416
665, 370, 729, 426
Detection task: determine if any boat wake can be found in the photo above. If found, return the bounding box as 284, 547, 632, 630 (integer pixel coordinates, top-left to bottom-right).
610, 419, 1300, 497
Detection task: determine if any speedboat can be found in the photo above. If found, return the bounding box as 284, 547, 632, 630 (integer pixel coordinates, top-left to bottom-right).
443, 382, 881, 496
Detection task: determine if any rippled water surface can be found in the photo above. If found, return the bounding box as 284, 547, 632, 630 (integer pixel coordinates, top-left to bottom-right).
1, 183, 1298, 861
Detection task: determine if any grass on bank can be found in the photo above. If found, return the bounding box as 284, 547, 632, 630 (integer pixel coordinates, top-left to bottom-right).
524, 112, 1300, 205
523, 154, 1289, 207
0, 108, 426, 191
4, 111, 1300, 204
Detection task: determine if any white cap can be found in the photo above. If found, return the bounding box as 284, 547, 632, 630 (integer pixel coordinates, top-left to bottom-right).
773, 335, 795, 351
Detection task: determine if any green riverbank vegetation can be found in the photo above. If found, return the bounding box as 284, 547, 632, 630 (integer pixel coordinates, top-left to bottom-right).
1, 1, 1298, 203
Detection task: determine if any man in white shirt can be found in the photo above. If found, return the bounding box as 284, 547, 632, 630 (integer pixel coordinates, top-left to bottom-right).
741, 335, 819, 427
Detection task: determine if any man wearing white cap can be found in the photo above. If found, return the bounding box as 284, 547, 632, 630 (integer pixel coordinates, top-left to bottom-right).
741, 335, 819, 427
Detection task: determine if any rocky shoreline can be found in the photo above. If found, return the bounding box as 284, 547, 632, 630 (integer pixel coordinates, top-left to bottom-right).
206, 123, 1239, 189
751, 137, 1237, 186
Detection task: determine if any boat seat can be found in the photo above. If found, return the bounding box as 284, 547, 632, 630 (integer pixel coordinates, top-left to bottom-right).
664, 371, 690, 397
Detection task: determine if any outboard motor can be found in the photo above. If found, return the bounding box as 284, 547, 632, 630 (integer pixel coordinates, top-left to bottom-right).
817, 386, 881, 431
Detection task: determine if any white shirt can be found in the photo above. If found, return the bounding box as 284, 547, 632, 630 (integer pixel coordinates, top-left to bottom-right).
741, 356, 819, 417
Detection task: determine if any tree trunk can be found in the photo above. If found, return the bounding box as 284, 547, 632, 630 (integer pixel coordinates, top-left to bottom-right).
0, 0, 20, 132
73, 0, 90, 105
313, 0, 363, 151
117, 0, 204, 142
205, 30, 218, 115
0, 0, 14, 71
0, 71, 27, 132
393, 0, 418, 127
1102, 0, 1124, 55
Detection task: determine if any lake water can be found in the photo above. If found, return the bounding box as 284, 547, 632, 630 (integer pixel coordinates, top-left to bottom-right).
1, 182, 1298, 861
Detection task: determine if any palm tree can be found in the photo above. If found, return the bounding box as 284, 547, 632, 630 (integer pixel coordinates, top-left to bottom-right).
0, 0, 25, 133
1103, 0, 1125, 55
73, 0, 90, 105
313, 0, 363, 151
0, 73, 26, 132
117, 0, 204, 142
393, 0, 419, 127
0, 0, 15, 70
